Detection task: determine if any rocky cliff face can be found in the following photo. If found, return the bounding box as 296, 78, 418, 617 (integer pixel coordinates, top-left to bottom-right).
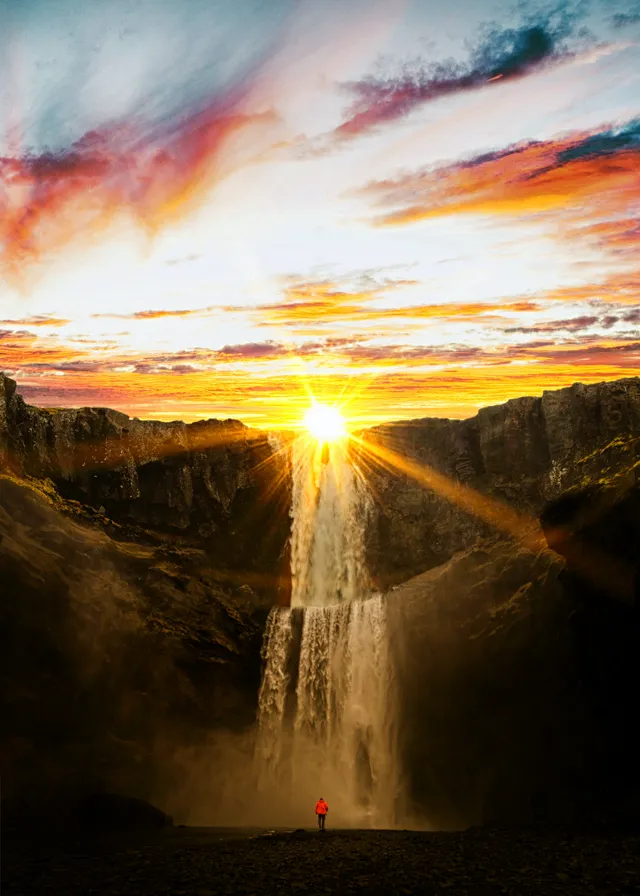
360, 377, 640, 586
388, 433, 640, 828
0, 372, 292, 597
0, 372, 293, 824
0, 472, 273, 823
2, 372, 640, 829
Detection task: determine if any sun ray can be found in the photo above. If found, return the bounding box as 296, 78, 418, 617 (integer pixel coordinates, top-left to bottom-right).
352, 434, 635, 604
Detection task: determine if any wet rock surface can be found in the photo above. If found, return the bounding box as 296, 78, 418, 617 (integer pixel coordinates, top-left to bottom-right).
4, 827, 640, 895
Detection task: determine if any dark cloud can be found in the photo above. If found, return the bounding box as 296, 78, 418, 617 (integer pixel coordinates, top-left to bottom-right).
611, 9, 640, 29
217, 341, 285, 359
331, 11, 585, 143
503, 304, 640, 336
556, 118, 640, 163
504, 315, 599, 333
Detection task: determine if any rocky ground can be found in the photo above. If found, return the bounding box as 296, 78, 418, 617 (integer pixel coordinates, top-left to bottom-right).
4, 826, 640, 895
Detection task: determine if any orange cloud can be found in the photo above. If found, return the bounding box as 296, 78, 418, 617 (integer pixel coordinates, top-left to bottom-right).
530, 271, 640, 307
359, 119, 640, 231
92, 307, 217, 321
4, 321, 640, 428
243, 274, 542, 331
0, 110, 276, 283
0, 315, 71, 327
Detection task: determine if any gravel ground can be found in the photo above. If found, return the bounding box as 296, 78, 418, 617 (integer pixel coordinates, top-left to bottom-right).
4, 826, 640, 895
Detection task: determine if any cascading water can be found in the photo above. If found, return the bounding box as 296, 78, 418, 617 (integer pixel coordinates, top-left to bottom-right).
289, 436, 369, 607
255, 435, 402, 827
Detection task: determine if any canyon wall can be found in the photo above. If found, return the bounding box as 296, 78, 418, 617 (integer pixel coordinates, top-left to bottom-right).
0, 372, 291, 825
2, 372, 640, 827
0, 372, 292, 594
360, 377, 640, 586
387, 432, 640, 828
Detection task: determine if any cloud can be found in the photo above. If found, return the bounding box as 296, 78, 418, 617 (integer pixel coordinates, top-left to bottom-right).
326, 11, 585, 146
503, 315, 600, 334
357, 118, 640, 232
5, 324, 640, 427
0, 315, 71, 327
0, 109, 278, 282
165, 253, 202, 266
532, 271, 640, 306
243, 272, 541, 332
217, 341, 286, 359
611, 9, 640, 29
0, 11, 290, 283
92, 307, 216, 321
502, 305, 640, 334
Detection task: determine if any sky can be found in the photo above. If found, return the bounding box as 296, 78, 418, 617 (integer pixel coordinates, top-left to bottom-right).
0, 0, 639, 428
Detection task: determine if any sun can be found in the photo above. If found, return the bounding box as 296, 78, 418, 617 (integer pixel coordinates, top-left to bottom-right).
302, 403, 347, 443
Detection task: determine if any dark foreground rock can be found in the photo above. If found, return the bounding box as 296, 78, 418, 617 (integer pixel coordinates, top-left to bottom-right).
4, 827, 640, 895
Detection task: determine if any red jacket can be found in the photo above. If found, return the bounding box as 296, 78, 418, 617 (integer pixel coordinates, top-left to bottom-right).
315, 799, 328, 815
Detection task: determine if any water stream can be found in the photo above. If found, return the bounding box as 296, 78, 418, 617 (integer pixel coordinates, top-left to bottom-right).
255, 437, 401, 827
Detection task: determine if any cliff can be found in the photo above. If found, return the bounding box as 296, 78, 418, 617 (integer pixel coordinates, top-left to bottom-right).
0, 372, 292, 825
388, 433, 640, 828
360, 377, 640, 586
0, 372, 291, 595
2, 372, 640, 828
0, 471, 275, 821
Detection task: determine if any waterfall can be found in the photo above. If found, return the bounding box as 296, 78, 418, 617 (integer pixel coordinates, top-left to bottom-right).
255, 435, 401, 827
290, 436, 370, 607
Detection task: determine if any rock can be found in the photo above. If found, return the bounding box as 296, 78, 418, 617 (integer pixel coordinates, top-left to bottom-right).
387, 535, 574, 828
359, 377, 640, 586
0, 373, 291, 583
76, 792, 173, 830
387, 437, 640, 829
3, 371, 640, 831
540, 444, 640, 823
0, 474, 268, 826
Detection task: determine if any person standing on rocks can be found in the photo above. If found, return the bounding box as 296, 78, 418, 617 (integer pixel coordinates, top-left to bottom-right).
315, 798, 328, 831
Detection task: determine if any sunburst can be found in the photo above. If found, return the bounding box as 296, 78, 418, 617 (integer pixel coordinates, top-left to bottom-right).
302, 402, 347, 443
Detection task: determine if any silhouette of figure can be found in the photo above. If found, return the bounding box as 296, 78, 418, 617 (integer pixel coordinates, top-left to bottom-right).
315, 797, 328, 830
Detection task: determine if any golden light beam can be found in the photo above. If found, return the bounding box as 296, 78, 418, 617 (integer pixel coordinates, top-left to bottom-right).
354, 433, 539, 544
353, 434, 636, 606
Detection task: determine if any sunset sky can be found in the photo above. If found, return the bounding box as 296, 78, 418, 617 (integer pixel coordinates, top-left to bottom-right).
1, 0, 639, 428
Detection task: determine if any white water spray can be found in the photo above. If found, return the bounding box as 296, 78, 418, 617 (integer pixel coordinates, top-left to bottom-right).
255, 435, 402, 827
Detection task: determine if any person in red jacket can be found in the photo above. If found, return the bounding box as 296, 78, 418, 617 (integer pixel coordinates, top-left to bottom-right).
315, 797, 328, 830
